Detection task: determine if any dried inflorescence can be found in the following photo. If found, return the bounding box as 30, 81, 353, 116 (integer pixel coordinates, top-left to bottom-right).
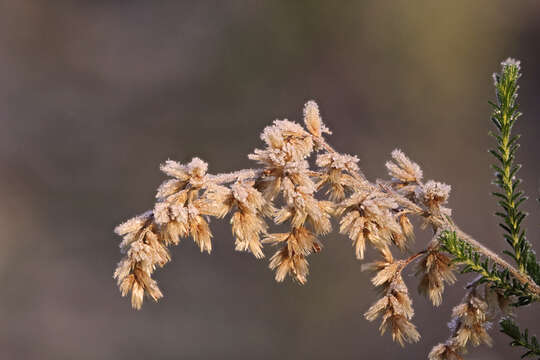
315, 152, 359, 201
337, 184, 416, 259
428, 340, 464, 360
114, 212, 168, 309
228, 181, 273, 258
113, 101, 480, 351
416, 241, 457, 306
363, 248, 420, 346
153, 158, 215, 252
114, 158, 273, 309
428, 283, 511, 359
417, 180, 452, 216
450, 292, 493, 348
386, 149, 424, 194
303, 100, 332, 138
249, 105, 334, 283
111, 58, 540, 360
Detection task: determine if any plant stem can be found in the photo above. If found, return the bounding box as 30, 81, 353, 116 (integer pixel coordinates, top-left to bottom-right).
441, 219, 540, 296
206, 169, 263, 184
490, 59, 529, 272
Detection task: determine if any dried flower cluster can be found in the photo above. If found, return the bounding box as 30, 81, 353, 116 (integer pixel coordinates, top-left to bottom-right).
114, 58, 540, 359
249, 104, 333, 283
114, 101, 456, 340
429, 284, 511, 360
416, 241, 457, 306
113, 99, 535, 359
114, 211, 167, 309
363, 248, 420, 346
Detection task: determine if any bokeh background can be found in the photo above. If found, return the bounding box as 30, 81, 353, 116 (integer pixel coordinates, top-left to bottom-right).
1, 1, 540, 359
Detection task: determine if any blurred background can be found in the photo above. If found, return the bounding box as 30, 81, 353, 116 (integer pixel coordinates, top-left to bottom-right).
1, 1, 540, 359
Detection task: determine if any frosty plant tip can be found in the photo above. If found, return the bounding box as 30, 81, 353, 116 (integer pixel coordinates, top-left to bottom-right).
114, 58, 540, 359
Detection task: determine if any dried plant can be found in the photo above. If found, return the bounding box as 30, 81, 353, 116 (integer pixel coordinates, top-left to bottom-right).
113, 59, 539, 358
363, 247, 421, 345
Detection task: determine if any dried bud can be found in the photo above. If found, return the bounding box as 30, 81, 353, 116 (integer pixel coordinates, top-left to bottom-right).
303, 100, 322, 137
338, 188, 402, 259
303, 100, 331, 137
419, 180, 451, 207
386, 149, 423, 184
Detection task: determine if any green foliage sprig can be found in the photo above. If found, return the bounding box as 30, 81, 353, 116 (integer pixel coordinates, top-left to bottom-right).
500, 318, 540, 359
489, 59, 536, 276
439, 231, 536, 306
435, 59, 540, 359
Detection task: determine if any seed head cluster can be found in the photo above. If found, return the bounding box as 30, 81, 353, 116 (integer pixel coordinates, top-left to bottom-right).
429, 283, 512, 360
363, 248, 420, 346
114, 101, 468, 349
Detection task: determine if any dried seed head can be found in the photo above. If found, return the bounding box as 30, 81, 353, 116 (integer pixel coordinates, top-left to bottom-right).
398, 214, 415, 244
419, 180, 451, 207
303, 100, 331, 138
362, 246, 397, 287
364, 273, 420, 346
449, 293, 493, 348
160, 160, 190, 181
114, 218, 169, 310
251, 123, 332, 283
115, 211, 153, 239
386, 149, 423, 185
315, 152, 359, 201
268, 246, 310, 284
338, 188, 404, 259
229, 182, 271, 258
153, 158, 221, 253
388, 314, 421, 346
303, 100, 322, 137
189, 209, 213, 253
316, 152, 360, 173
363, 248, 420, 346
416, 245, 456, 306
198, 184, 234, 218
265, 226, 322, 283
251, 119, 314, 165
428, 341, 463, 360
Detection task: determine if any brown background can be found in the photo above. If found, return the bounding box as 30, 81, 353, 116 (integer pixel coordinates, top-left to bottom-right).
1, 1, 540, 359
